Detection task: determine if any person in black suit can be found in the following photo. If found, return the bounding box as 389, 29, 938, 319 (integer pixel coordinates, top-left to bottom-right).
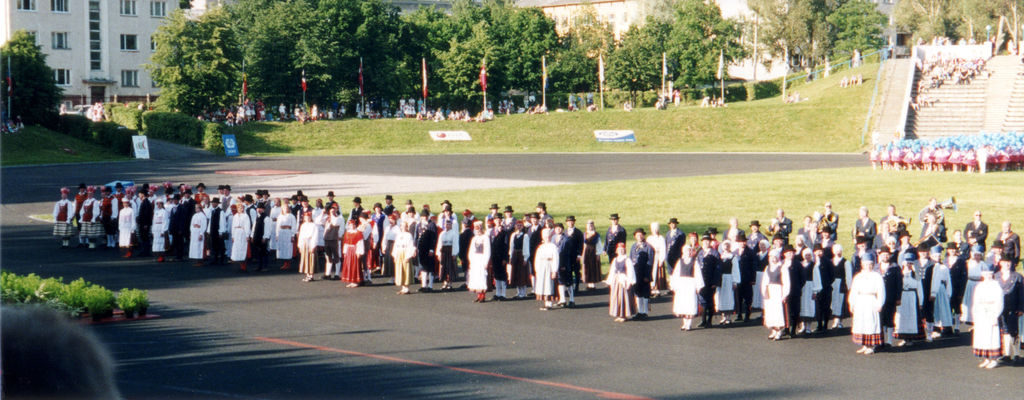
878, 248, 902, 349
665, 218, 685, 276
783, 245, 803, 337
735, 232, 758, 322
564, 216, 584, 294
605, 214, 626, 264
208, 198, 225, 265
964, 211, 988, 251
135, 188, 154, 257
630, 228, 654, 320
416, 211, 438, 292
697, 234, 721, 328
813, 241, 835, 333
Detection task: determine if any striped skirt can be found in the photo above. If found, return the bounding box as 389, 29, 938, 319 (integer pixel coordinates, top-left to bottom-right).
53, 223, 75, 237
852, 333, 883, 347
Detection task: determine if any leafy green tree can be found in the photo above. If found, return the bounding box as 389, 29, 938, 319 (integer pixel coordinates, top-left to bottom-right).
827, 0, 886, 55
609, 19, 672, 104
953, 0, 998, 41
1, 30, 62, 124
668, 0, 745, 88
436, 21, 492, 110
149, 9, 241, 115
548, 4, 613, 95
894, 0, 958, 41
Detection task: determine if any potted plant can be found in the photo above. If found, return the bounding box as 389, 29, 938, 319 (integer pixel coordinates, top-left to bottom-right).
116, 289, 149, 318
83, 286, 115, 321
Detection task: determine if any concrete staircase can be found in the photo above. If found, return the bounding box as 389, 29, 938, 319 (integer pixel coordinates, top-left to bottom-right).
1000, 58, 1024, 132
982, 55, 1024, 132
905, 66, 988, 140
874, 59, 912, 143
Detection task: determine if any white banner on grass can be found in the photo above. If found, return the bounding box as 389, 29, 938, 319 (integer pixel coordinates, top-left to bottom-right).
132, 136, 150, 159
594, 130, 636, 142
429, 131, 472, 141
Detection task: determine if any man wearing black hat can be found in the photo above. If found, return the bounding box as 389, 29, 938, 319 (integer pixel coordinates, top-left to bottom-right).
747, 220, 766, 250
735, 232, 759, 322
813, 243, 835, 333
382, 195, 395, 216
535, 202, 552, 225
207, 197, 226, 265
630, 228, 654, 319
324, 191, 338, 213
416, 210, 439, 292
135, 186, 154, 257
697, 233, 721, 328
605, 214, 626, 264
170, 192, 194, 261
348, 197, 364, 222
528, 213, 543, 285
564, 216, 584, 295
485, 204, 500, 227
878, 247, 902, 348
665, 219, 685, 276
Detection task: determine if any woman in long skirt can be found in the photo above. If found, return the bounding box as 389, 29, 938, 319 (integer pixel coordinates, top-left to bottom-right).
508, 220, 532, 299
534, 228, 559, 310
849, 256, 885, 354
606, 243, 636, 322
830, 244, 852, 328
671, 245, 704, 330
752, 238, 768, 311
972, 270, 1003, 368
437, 219, 460, 291
380, 213, 398, 281
798, 248, 820, 334
467, 221, 491, 302
341, 220, 364, 288
648, 222, 668, 296
996, 256, 1023, 362
297, 212, 318, 282
894, 262, 925, 346
961, 248, 986, 324
392, 220, 416, 294
581, 221, 602, 288
761, 250, 789, 340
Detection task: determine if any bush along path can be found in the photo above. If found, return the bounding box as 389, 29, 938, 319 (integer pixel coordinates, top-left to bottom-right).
0, 272, 154, 323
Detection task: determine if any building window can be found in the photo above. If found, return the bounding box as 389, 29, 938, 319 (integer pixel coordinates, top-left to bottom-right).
26, 31, 38, 44
120, 34, 138, 51
150, 36, 156, 51
52, 32, 69, 49
51, 0, 67, 12
55, 69, 71, 86
120, 0, 136, 16
150, 1, 166, 17
17, 0, 35, 11
121, 70, 139, 87
90, 0, 102, 70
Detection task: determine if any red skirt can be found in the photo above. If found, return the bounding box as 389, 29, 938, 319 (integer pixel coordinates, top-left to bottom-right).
341, 244, 362, 284
852, 333, 883, 347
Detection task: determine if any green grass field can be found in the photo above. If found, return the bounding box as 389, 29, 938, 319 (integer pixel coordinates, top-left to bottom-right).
1, 126, 127, 166
374, 167, 1021, 258
230, 63, 880, 156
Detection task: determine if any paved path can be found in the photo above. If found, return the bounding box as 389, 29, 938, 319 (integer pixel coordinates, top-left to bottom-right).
1, 152, 864, 205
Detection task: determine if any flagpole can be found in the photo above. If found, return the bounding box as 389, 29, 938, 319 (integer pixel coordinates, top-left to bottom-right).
482, 57, 487, 112
5, 54, 10, 123
719, 49, 725, 103
359, 57, 364, 117
598, 52, 604, 111
301, 69, 306, 107
541, 55, 547, 111
661, 52, 666, 99
421, 57, 427, 111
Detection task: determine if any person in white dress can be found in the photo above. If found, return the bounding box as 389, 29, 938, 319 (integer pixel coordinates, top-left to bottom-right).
760, 249, 790, 340
188, 203, 208, 265
467, 221, 491, 302
798, 248, 822, 334
533, 228, 560, 310
230, 204, 252, 270
849, 255, 885, 354
151, 199, 169, 262
646, 222, 667, 297
275, 208, 297, 270
671, 244, 704, 330
117, 200, 136, 258
929, 245, 955, 339
296, 213, 319, 282
961, 246, 990, 325
751, 238, 771, 311
392, 220, 416, 294
716, 240, 740, 325
971, 269, 1003, 368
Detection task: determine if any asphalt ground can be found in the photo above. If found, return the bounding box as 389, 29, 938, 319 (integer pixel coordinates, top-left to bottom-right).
3, 153, 1021, 399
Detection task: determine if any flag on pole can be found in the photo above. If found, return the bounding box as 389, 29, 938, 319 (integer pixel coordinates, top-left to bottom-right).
598, 53, 605, 82
301, 69, 307, 92
358, 57, 364, 97
5, 55, 11, 96
421, 57, 428, 99
662, 52, 667, 77
542, 55, 547, 89
716, 49, 724, 80
242, 73, 248, 98
479, 58, 487, 92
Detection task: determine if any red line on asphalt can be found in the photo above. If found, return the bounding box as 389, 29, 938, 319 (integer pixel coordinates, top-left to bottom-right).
254, 336, 652, 400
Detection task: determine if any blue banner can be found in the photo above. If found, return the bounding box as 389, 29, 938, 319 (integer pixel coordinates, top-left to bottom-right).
222, 134, 240, 157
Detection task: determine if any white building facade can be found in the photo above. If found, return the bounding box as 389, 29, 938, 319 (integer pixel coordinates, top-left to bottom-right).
3, 0, 182, 106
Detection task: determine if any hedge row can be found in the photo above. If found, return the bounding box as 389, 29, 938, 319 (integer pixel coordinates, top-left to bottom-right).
0, 271, 149, 318
54, 115, 135, 156
104, 102, 145, 131
139, 111, 225, 155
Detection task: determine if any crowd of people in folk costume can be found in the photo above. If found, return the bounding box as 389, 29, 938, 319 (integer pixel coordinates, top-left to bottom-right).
53, 184, 1024, 367
870, 133, 1024, 173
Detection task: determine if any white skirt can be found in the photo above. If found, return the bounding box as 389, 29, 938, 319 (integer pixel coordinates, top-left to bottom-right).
972, 320, 1001, 352
830, 280, 845, 317
118, 227, 133, 247
534, 264, 556, 296
751, 271, 764, 310
672, 277, 701, 316
799, 284, 816, 318
762, 284, 785, 328
152, 231, 167, 252
933, 289, 953, 326
851, 295, 881, 335
188, 231, 205, 259
467, 262, 488, 291
715, 275, 735, 312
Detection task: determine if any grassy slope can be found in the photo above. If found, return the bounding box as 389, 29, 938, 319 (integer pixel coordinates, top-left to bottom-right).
1, 126, 126, 166
372, 167, 1020, 262
232, 63, 880, 155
